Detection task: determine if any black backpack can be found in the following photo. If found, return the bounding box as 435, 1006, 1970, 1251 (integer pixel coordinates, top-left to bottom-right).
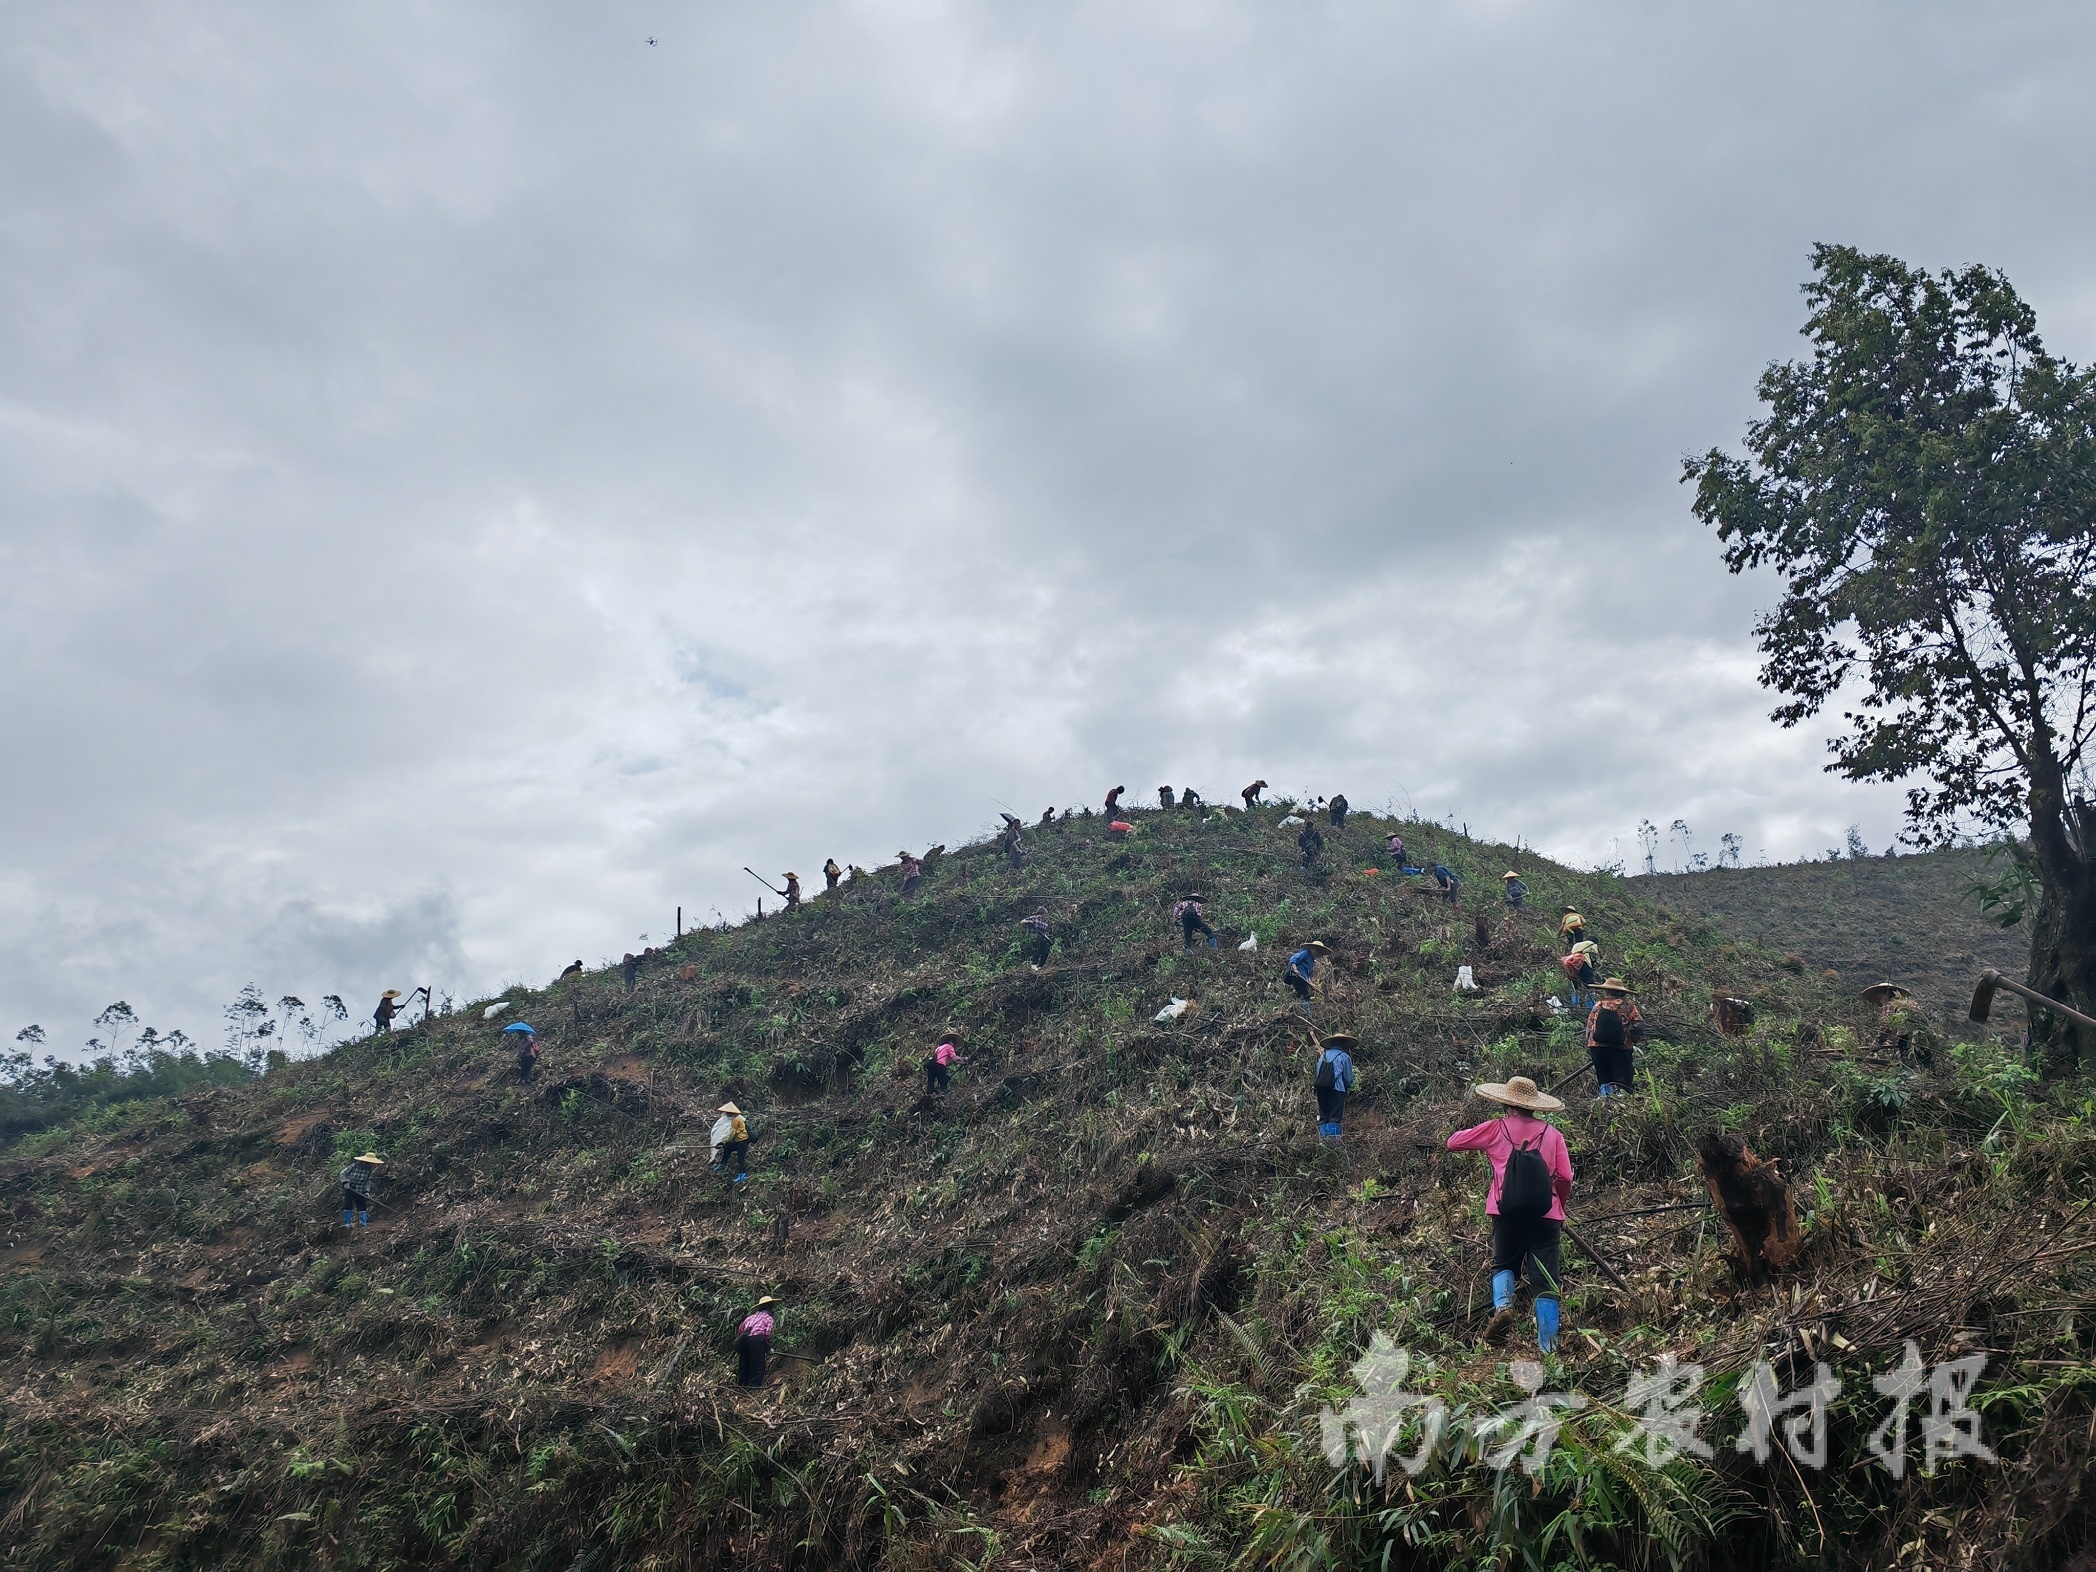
1500, 1135, 1553, 1219
1314, 1052, 1339, 1092
1591, 1003, 1627, 1050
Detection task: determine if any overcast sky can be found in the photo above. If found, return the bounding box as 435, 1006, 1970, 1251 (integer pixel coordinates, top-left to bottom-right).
3, 1, 2091, 1054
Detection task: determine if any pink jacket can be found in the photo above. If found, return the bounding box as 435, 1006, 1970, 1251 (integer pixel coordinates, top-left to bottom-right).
934, 1042, 961, 1067
1445, 1113, 1573, 1220
738, 1311, 775, 1339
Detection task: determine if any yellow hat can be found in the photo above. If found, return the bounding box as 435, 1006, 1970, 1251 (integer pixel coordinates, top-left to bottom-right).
755, 1295, 781, 1309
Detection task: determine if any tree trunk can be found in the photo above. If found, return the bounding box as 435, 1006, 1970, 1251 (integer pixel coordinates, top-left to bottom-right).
2025, 796, 2096, 1073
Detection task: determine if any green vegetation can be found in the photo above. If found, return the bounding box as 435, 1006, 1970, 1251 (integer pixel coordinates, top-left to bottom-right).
0, 806, 2089, 1568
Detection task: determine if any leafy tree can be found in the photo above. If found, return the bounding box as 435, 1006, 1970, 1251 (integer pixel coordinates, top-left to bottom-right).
1686, 244, 2096, 1065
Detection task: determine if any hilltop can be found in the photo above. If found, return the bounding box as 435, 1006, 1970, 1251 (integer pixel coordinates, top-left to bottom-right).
1, 810, 2090, 1571
1640, 847, 2028, 1038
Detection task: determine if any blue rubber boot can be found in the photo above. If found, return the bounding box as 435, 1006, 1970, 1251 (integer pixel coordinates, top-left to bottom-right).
342, 1210, 354, 1227
1535, 1297, 1561, 1354
1492, 1270, 1517, 1311
356, 1211, 370, 1227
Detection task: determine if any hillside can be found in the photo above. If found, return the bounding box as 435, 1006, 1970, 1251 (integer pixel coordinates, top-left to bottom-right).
2, 815, 2092, 1571
1640, 848, 2029, 1039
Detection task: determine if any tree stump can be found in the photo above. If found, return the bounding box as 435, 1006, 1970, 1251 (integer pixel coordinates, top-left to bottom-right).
1696, 1131, 1800, 1282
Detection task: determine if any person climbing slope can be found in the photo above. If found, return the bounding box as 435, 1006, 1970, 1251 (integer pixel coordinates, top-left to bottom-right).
1297, 818, 1325, 871
1587, 978, 1641, 1097
1313, 1033, 1357, 1142
1328, 793, 1349, 828
1158, 786, 1176, 808
736, 1296, 781, 1388
1559, 947, 1597, 1012
1018, 910, 1051, 966
1241, 779, 1267, 809
1285, 941, 1329, 1015
504, 1022, 539, 1082
1446, 1076, 1573, 1353
714, 1102, 750, 1180
782, 872, 801, 909
1502, 871, 1527, 909
1173, 893, 1219, 950
338, 1150, 385, 1229
372, 989, 406, 1035
898, 851, 924, 897
1104, 785, 1125, 817
1559, 908, 1587, 945
824, 858, 843, 892
924, 1036, 965, 1095
1432, 864, 1460, 902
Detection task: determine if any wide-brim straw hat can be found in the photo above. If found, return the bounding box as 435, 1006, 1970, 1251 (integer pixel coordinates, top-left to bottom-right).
1474, 1076, 1564, 1112
1562, 907, 1581, 916
755, 1295, 781, 1309
1318, 1033, 1359, 1049
354, 1152, 386, 1165
717, 1102, 742, 1116
381, 989, 403, 1000
1502, 870, 1521, 880
1595, 977, 1634, 994
1180, 892, 1207, 901
1307, 940, 1331, 953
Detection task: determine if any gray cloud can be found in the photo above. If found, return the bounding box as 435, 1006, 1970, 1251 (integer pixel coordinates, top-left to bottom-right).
1, 0, 2089, 1046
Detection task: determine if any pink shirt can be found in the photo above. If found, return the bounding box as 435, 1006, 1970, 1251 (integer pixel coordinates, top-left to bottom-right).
739, 1311, 775, 1339
934, 1042, 960, 1067
1445, 1113, 1573, 1220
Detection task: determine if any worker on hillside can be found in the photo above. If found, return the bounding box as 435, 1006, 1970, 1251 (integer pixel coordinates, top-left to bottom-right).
824, 858, 843, 892
1182, 787, 1203, 810
1104, 785, 1125, 817
1431, 864, 1460, 903
504, 1022, 540, 1081
1242, 780, 1267, 810
1559, 948, 1597, 1011
1502, 871, 1527, 909
1173, 893, 1219, 950
736, 1296, 781, 1388
1313, 1033, 1357, 1143
1158, 785, 1176, 808
1587, 979, 1641, 1097
898, 851, 924, 897
372, 989, 405, 1035
1862, 982, 1921, 1061
1445, 1076, 1573, 1353
713, 1102, 750, 1180
622, 952, 640, 990
783, 872, 801, 909
1559, 908, 1587, 945
925, 1036, 966, 1095
338, 1150, 385, 1229
1328, 793, 1349, 828
559, 960, 584, 981
1039, 807, 1056, 826
998, 817, 1027, 869
1285, 941, 1329, 1015
1298, 819, 1325, 871
1019, 910, 1051, 966
1386, 831, 1418, 873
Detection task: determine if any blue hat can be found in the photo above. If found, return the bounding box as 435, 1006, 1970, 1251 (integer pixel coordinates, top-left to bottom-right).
502, 1022, 537, 1035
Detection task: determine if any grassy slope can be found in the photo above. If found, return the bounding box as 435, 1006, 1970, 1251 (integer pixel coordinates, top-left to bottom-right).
1640, 847, 2029, 1038
1, 814, 2092, 1571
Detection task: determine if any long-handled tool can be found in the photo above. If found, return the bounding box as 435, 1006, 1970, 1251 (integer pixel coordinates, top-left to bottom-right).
743, 868, 785, 898
1969, 969, 2096, 1032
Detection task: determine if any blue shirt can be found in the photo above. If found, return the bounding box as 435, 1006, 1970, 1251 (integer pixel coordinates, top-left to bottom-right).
1433, 865, 1458, 890
1288, 948, 1316, 981
1317, 1048, 1354, 1093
